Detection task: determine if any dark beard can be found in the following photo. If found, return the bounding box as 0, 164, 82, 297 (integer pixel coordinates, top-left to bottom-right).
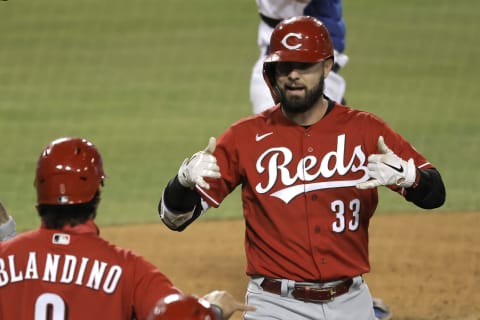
279, 75, 325, 114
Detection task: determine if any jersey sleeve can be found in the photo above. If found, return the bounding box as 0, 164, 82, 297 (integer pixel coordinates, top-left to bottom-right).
196, 125, 243, 208
130, 254, 181, 319
377, 119, 433, 170
359, 112, 436, 195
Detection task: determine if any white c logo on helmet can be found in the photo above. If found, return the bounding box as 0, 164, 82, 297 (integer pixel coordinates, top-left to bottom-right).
281, 33, 303, 50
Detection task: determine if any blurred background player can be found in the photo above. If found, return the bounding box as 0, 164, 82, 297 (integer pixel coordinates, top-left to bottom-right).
0, 201, 15, 241
0, 137, 251, 319
250, 0, 349, 114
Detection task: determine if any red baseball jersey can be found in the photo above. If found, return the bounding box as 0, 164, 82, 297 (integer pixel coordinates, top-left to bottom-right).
0, 220, 180, 319
196, 103, 433, 282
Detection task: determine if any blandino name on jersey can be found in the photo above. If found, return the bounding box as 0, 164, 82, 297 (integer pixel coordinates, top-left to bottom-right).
0, 251, 122, 293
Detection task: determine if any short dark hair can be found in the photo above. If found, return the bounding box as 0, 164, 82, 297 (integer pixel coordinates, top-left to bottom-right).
37, 192, 100, 229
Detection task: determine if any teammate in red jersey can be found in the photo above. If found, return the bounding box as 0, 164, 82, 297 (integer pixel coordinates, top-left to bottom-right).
158, 16, 445, 320
0, 137, 251, 319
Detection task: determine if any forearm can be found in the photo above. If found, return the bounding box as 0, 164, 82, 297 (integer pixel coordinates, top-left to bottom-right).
158, 176, 203, 231
158, 137, 220, 230
162, 176, 200, 212
404, 168, 446, 209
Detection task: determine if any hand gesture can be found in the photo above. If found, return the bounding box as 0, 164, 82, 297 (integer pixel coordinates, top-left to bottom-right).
357, 136, 416, 189
178, 137, 221, 189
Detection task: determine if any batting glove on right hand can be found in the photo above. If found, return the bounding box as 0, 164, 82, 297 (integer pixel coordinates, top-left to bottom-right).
178, 137, 221, 190
356, 136, 416, 190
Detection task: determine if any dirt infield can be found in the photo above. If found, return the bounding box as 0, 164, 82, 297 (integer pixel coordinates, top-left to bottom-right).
102, 212, 479, 320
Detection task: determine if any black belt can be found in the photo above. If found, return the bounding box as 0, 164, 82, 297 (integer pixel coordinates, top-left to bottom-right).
260, 14, 282, 29
261, 278, 353, 303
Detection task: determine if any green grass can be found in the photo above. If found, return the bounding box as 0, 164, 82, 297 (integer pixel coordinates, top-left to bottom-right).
1, 0, 478, 231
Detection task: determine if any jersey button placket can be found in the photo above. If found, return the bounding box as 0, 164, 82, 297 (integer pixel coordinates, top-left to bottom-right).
304, 129, 326, 273
305, 131, 314, 153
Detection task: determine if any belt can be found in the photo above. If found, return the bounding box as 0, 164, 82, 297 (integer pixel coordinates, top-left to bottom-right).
259, 14, 282, 29
260, 278, 353, 303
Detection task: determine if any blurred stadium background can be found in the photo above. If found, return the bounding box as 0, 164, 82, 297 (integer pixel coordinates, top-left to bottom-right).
0, 0, 478, 231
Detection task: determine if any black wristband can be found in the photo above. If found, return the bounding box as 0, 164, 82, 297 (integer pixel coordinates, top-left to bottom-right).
405, 168, 446, 209
162, 175, 201, 213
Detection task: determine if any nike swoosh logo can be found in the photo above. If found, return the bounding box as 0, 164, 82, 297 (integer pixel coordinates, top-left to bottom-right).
383, 162, 404, 173
255, 132, 273, 142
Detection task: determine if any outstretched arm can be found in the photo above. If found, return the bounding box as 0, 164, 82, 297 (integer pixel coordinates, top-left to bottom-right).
158, 137, 221, 231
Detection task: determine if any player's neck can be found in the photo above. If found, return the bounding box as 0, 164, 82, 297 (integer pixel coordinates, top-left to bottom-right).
284, 97, 329, 126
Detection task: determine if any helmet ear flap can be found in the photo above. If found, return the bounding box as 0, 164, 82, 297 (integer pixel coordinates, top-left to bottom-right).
263, 62, 282, 104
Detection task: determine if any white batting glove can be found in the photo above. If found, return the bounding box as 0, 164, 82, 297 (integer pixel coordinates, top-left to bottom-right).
178, 137, 221, 190
356, 136, 416, 190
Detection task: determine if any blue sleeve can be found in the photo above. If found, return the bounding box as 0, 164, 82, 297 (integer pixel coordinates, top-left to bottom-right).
304, 0, 346, 52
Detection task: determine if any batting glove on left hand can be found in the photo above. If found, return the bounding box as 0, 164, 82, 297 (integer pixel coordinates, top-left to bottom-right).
178, 137, 221, 190
356, 136, 416, 190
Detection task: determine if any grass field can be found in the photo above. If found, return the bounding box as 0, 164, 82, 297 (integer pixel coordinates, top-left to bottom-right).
1, 0, 479, 231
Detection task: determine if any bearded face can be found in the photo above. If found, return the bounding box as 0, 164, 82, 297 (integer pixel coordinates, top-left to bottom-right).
278, 75, 325, 114
274, 61, 326, 114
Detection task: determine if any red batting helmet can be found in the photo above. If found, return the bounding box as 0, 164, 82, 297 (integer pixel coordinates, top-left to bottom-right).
263, 16, 334, 102
34, 137, 105, 205
147, 294, 216, 320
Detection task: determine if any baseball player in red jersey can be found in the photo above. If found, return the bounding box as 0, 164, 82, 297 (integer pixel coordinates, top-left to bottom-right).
0, 137, 251, 319
158, 16, 446, 320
